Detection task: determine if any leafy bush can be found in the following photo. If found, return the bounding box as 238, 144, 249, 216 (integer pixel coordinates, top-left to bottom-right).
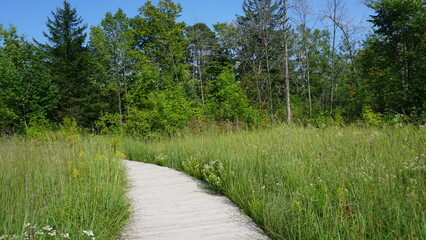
205, 70, 260, 126
126, 87, 197, 136
95, 113, 122, 134
25, 114, 54, 140
362, 105, 383, 126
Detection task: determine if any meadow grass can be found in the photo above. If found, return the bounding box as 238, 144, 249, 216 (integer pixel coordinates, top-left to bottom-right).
0, 133, 130, 239
122, 125, 426, 240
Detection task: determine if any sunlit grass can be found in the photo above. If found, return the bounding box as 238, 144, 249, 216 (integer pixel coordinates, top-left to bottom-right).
0, 133, 130, 240
123, 125, 426, 239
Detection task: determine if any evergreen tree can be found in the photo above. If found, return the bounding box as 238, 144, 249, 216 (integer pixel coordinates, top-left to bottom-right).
36, 1, 98, 126
362, 0, 426, 117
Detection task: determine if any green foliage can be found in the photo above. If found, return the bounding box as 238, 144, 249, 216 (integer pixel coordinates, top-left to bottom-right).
132, 0, 189, 86
205, 69, 260, 125
0, 135, 130, 239
362, 105, 383, 126
363, 0, 426, 117
95, 113, 122, 135
25, 114, 54, 140
37, 1, 99, 127
176, 156, 225, 192
3, 0, 426, 135
0, 26, 57, 133
90, 9, 134, 126
60, 117, 81, 145
307, 110, 344, 128
126, 87, 196, 136
182, 156, 204, 179
201, 160, 225, 192
125, 108, 153, 136
123, 125, 426, 239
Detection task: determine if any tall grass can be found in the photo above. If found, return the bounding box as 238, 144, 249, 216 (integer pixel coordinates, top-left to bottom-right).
0, 133, 130, 239
122, 125, 426, 239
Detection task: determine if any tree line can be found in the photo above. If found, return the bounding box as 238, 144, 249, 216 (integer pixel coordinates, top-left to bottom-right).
0, 0, 424, 134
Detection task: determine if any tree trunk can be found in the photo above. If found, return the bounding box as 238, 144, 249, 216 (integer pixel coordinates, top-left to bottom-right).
307, 59, 312, 117
198, 49, 205, 107
283, 0, 292, 124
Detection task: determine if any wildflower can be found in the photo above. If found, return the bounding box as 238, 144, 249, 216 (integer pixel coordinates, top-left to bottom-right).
403, 154, 425, 171
83, 230, 94, 236
337, 187, 345, 198
35, 230, 44, 235
61, 233, 70, 238
79, 151, 87, 159
42, 226, 52, 231
115, 151, 126, 159
72, 169, 79, 178
94, 154, 105, 161
0, 235, 8, 240
25, 223, 31, 228
293, 200, 302, 212
48, 230, 56, 236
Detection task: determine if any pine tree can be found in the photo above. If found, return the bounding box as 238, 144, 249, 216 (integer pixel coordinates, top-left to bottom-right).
36, 0, 97, 126
362, 0, 426, 117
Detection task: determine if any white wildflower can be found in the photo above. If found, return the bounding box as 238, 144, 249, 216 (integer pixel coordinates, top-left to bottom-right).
83, 230, 94, 236
42, 226, 53, 231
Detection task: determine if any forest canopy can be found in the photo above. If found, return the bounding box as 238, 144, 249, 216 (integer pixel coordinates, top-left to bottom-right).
1, 0, 425, 134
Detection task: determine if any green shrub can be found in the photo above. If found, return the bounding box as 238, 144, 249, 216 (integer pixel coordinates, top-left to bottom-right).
95, 113, 122, 134
126, 87, 197, 136
205, 70, 260, 126
362, 105, 383, 126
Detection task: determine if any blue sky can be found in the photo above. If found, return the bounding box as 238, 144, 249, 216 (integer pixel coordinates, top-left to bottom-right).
0, 0, 374, 43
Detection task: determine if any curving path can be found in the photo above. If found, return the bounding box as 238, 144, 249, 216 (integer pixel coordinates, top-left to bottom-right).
122, 160, 269, 240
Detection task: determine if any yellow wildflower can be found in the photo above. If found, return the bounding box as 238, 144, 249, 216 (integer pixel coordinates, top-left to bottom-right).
72, 169, 79, 178
293, 200, 302, 212
115, 150, 126, 159
94, 154, 105, 161
79, 151, 86, 159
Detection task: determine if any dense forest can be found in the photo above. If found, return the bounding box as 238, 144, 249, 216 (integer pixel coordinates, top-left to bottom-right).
1, 0, 425, 135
